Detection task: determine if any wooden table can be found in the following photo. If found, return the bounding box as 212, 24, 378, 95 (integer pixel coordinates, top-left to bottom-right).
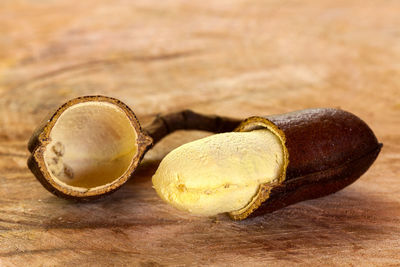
1, 0, 399, 265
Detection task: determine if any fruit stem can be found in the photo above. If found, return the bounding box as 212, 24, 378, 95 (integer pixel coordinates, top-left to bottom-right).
143, 109, 242, 145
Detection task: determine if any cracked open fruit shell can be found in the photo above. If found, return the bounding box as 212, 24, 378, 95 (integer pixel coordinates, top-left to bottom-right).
229, 108, 382, 220
27, 96, 153, 200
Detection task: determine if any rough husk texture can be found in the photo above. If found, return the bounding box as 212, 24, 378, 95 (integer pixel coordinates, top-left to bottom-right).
230, 108, 382, 220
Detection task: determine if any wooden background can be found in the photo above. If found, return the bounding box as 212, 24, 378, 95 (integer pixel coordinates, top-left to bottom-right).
0, 0, 399, 265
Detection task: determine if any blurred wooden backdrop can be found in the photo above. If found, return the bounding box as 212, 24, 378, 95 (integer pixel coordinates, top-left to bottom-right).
0, 0, 399, 265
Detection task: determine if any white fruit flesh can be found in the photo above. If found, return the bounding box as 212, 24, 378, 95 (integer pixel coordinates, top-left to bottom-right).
152, 130, 284, 216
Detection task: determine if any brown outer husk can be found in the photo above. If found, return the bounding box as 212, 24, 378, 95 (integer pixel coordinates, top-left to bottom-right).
229, 108, 382, 220
27, 95, 153, 201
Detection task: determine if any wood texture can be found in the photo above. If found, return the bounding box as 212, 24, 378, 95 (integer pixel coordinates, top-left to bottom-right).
0, 0, 399, 266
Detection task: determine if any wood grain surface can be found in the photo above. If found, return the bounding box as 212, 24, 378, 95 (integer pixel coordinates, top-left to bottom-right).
0, 0, 399, 266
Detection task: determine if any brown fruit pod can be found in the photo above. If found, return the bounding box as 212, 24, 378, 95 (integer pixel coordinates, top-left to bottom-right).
229, 108, 382, 220
28, 95, 240, 200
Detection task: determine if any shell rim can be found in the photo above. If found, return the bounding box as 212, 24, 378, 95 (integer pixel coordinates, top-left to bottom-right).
30, 95, 153, 198
228, 116, 289, 220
